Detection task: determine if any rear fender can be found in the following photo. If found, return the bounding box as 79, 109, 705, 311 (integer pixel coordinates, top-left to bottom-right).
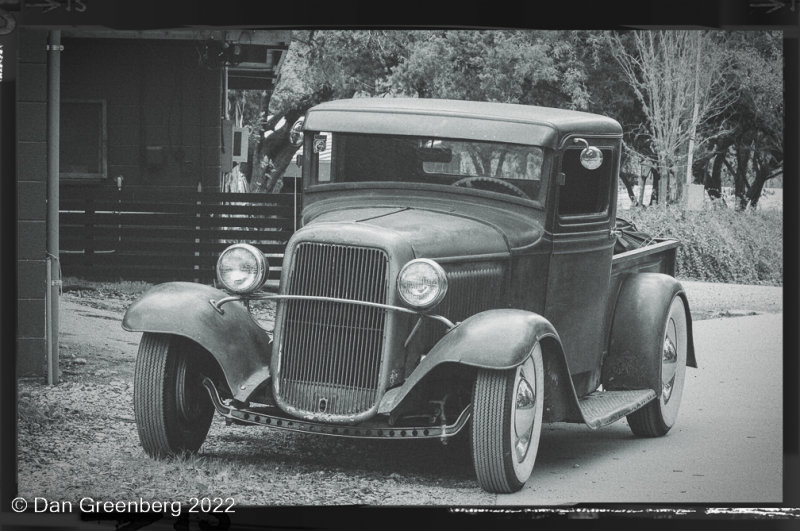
378, 309, 583, 421
122, 282, 271, 402
603, 273, 697, 393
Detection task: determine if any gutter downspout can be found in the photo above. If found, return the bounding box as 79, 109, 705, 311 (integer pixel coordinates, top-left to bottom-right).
46, 30, 62, 385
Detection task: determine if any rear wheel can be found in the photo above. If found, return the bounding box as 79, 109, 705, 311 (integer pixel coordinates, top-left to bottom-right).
627, 296, 688, 437
134, 333, 215, 457
471, 343, 544, 493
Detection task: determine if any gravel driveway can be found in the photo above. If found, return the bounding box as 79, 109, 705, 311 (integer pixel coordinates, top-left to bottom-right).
16, 279, 783, 506
679, 280, 783, 320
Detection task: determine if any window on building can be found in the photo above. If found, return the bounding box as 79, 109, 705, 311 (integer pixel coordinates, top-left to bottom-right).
60, 99, 107, 180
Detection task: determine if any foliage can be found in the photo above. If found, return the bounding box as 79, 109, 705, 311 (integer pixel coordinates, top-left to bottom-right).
386, 31, 590, 108
621, 206, 782, 285
278, 30, 592, 108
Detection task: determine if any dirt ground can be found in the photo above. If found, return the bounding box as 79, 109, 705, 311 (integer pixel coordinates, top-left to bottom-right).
16, 279, 783, 506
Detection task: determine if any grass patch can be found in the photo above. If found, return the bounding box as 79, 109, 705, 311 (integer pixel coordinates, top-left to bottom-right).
620, 206, 782, 286
17, 378, 489, 505
63, 277, 154, 297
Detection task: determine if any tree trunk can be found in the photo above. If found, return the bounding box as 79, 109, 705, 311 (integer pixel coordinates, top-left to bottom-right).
636, 175, 647, 206
746, 174, 766, 210
619, 171, 638, 206
249, 108, 306, 193
638, 174, 647, 206
649, 167, 661, 205
746, 154, 776, 210
729, 144, 751, 211
706, 150, 725, 203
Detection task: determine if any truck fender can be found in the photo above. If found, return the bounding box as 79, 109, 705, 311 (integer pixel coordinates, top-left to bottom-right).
122, 282, 271, 402
378, 309, 584, 422
602, 273, 697, 393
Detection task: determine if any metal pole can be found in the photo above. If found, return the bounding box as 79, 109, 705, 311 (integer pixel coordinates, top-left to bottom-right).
293, 176, 297, 232
46, 30, 62, 385
685, 31, 702, 207
223, 65, 229, 120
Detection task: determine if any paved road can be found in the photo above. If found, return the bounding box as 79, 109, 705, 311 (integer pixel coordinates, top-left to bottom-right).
496, 312, 783, 505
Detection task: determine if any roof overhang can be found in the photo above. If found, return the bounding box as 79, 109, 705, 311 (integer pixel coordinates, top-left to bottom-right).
60, 28, 291, 45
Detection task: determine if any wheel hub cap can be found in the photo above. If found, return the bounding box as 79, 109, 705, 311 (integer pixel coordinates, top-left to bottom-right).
513, 376, 536, 461
662, 319, 678, 404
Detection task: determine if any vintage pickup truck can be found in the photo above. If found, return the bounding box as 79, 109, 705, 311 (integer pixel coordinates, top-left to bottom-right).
124, 98, 696, 494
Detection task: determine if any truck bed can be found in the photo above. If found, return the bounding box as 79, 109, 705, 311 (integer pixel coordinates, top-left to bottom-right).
612, 238, 680, 278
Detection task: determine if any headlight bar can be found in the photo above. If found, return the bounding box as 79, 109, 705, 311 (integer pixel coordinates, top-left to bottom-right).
209, 293, 456, 330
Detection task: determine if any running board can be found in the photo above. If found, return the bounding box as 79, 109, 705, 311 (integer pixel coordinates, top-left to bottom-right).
578, 389, 657, 429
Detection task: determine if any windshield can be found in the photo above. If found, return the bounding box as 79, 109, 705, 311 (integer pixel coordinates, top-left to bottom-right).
307, 132, 548, 204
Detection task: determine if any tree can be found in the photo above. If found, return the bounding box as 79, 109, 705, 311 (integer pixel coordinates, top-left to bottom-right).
712, 31, 783, 210
582, 31, 652, 206
248, 30, 593, 193
609, 30, 735, 205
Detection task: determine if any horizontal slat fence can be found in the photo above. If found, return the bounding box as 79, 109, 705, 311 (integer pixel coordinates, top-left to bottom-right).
60, 185, 301, 283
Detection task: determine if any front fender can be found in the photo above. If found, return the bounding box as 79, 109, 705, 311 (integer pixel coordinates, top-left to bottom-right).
122, 282, 271, 402
378, 309, 561, 414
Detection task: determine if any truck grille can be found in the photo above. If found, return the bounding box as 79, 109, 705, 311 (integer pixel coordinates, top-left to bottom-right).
277, 243, 389, 418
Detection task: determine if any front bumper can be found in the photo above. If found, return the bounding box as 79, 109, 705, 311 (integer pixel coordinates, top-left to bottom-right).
202, 377, 470, 441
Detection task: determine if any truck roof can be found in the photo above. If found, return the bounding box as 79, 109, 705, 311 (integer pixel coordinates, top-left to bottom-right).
304, 98, 622, 148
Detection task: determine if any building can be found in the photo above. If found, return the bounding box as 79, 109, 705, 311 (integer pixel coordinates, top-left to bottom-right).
16, 28, 289, 378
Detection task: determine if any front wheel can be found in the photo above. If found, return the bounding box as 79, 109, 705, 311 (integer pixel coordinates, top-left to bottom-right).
627, 295, 688, 437
134, 333, 215, 457
471, 343, 544, 493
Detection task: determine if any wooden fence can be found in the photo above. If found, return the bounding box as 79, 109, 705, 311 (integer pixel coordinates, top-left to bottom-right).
59, 185, 301, 283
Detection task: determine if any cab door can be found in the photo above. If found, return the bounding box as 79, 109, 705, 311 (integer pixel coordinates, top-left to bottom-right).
543, 138, 619, 397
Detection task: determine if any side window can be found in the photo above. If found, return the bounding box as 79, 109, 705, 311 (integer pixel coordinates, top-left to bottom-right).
558, 147, 613, 217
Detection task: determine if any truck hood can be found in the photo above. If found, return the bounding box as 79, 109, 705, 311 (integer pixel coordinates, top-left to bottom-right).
308, 206, 541, 259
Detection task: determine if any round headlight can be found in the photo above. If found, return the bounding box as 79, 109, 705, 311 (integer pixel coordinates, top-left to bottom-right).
397, 259, 448, 310
216, 243, 269, 294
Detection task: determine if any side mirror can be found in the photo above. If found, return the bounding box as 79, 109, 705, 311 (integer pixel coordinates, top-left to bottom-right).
289, 117, 305, 147
573, 138, 603, 170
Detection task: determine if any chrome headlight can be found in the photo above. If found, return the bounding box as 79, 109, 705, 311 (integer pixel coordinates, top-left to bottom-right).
397, 259, 448, 310
216, 243, 269, 294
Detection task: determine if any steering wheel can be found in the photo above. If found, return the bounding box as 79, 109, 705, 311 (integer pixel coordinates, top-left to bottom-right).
452, 176, 531, 200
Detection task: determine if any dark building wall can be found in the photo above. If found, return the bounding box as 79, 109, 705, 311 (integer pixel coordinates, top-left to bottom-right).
16, 29, 49, 376
16, 33, 225, 376
60, 38, 222, 190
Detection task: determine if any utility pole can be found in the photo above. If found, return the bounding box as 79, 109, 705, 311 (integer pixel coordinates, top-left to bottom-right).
685, 32, 702, 208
